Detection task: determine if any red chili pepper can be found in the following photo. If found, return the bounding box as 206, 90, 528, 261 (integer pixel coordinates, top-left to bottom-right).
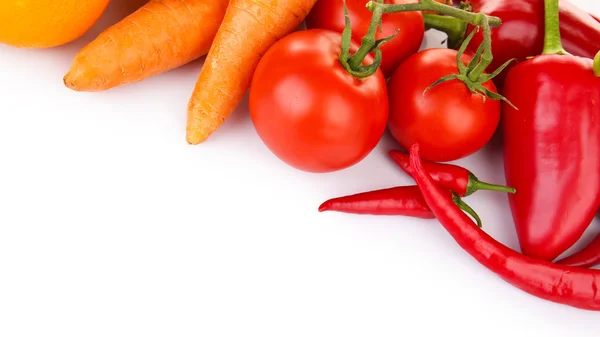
318, 184, 482, 227
408, 142, 600, 311
425, 0, 600, 89
389, 150, 515, 197
319, 185, 435, 218
501, 0, 600, 261
556, 233, 600, 268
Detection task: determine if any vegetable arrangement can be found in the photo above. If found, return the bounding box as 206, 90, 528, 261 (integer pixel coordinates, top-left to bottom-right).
4, 0, 600, 312
313, 0, 600, 311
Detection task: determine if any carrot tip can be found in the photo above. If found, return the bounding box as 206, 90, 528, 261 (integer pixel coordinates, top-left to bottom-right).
63, 74, 72, 88
63, 72, 81, 91
186, 132, 205, 145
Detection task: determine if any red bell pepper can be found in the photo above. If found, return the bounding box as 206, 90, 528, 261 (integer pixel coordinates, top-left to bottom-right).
501, 0, 600, 261
425, 0, 600, 89
408, 142, 600, 311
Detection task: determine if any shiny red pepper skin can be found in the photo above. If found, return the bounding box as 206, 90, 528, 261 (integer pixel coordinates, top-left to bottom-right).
501, 55, 600, 261
389, 150, 515, 197
409, 143, 600, 311
556, 233, 600, 268
318, 185, 436, 218
444, 0, 600, 89
318, 184, 483, 227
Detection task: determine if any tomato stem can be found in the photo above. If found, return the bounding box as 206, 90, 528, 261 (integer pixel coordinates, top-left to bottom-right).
422, 27, 517, 109
466, 17, 492, 81
347, 2, 385, 71
342, 0, 503, 78
367, 0, 502, 28
423, 14, 467, 49
368, 0, 516, 105
339, 0, 393, 78
364, 0, 501, 82
542, 0, 569, 55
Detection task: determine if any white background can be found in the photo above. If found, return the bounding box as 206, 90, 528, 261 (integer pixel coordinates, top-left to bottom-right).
1, 0, 599, 336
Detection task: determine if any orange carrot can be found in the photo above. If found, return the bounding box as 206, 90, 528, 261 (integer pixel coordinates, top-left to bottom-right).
64, 0, 229, 92
185, 0, 318, 145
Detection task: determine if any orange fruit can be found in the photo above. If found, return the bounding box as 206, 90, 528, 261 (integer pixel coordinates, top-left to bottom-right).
0, 0, 110, 48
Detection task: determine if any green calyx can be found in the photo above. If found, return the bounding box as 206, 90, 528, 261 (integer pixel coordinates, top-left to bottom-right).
423, 27, 517, 108
452, 192, 482, 228
465, 172, 517, 197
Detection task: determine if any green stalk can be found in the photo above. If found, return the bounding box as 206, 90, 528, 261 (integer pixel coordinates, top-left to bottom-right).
423, 14, 468, 49
365, 0, 500, 75
466, 173, 516, 196
467, 20, 492, 81
542, 0, 569, 55
348, 4, 384, 70
354, 0, 514, 105
452, 193, 483, 228
594, 51, 600, 77
342, 0, 503, 77
369, 0, 502, 27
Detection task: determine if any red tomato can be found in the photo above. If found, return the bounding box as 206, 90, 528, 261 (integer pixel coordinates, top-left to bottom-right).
387, 48, 501, 162
305, 0, 424, 78
249, 29, 389, 173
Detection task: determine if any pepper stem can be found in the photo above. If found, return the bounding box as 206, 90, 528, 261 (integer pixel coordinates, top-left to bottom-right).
465, 173, 516, 197
452, 192, 483, 228
542, 0, 569, 55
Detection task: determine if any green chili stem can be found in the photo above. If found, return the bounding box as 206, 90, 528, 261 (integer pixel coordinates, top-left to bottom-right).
452, 193, 483, 228
542, 0, 568, 55
466, 173, 516, 196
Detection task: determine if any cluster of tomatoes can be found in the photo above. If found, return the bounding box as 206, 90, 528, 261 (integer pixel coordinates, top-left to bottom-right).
248, 0, 500, 173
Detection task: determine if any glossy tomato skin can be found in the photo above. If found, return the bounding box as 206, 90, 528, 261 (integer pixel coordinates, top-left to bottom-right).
387, 48, 500, 162
305, 0, 424, 78
249, 29, 389, 173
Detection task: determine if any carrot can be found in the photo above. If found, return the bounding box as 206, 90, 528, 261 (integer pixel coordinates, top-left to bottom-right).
185, 0, 318, 144
64, 0, 229, 92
